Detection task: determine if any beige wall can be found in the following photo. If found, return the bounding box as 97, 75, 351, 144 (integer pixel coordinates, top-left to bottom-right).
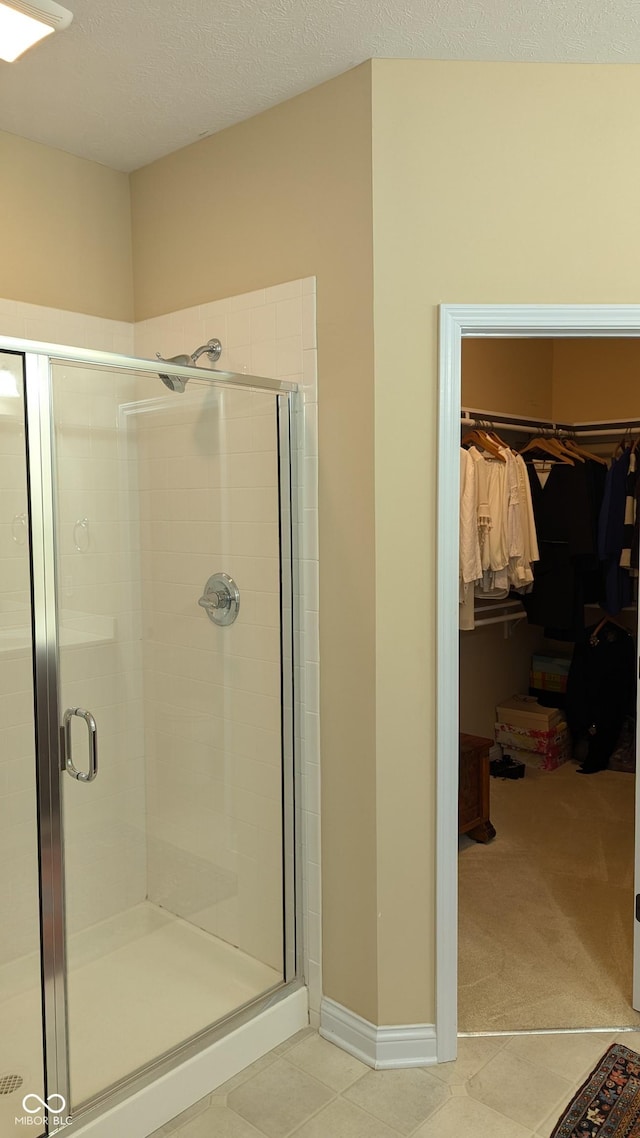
462, 336, 640, 424
553, 339, 640, 421
0, 130, 133, 320
131, 64, 379, 1021
371, 58, 640, 1024
459, 626, 544, 739
462, 339, 553, 419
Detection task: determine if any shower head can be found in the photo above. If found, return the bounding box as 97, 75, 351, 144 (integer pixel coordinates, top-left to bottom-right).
156, 339, 223, 393
157, 355, 190, 393
158, 373, 187, 393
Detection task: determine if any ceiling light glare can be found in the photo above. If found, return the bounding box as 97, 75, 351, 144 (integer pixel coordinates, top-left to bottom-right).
0, 0, 73, 63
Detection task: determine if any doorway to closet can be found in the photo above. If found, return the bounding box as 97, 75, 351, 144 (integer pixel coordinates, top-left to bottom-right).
436, 306, 640, 1064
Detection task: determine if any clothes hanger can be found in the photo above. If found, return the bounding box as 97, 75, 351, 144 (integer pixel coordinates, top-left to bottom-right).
519, 434, 574, 464
591, 612, 631, 640
563, 437, 607, 465
557, 436, 585, 462
549, 436, 582, 462
482, 425, 514, 456
613, 429, 633, 459
549, 430, 586, 463
461, 428, 507, 462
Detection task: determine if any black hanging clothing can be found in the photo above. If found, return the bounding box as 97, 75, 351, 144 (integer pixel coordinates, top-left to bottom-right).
598, 448, 632, 615
619, 450, 637, 570
565, 622, 636, 773
582, 459, 608, 604
522, 459, 602, 634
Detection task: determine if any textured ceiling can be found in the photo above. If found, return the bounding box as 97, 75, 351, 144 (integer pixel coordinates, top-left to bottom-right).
1, 0, 640, 171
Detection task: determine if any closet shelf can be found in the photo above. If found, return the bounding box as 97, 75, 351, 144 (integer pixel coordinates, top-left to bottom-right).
472, 598, 527, 629
584, 603, 637, 612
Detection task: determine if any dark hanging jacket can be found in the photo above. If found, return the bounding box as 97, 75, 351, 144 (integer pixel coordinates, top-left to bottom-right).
565, 622, 636, 773
598, 449, 632, 615
522, 459, 600, 634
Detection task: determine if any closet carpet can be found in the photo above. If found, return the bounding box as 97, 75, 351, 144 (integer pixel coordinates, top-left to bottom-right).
458, 761, 640, 1033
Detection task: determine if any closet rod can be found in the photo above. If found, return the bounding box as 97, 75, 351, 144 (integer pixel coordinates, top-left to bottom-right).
460, 416, 557, 437
461, 408, 640, 437
461, 406, 564, 427
461, 407, 571, 433
573, 426, 640, 439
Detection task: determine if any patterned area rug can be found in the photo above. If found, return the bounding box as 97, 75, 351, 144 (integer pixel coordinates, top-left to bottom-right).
551, 1044, 640, 1136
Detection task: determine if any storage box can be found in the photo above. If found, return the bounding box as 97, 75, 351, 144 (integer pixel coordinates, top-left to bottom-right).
495, 694, 570, 771
529, 654, 571, 696
495, 695, 562, 731
498, 737, 570, 772
495, 720, 569, 762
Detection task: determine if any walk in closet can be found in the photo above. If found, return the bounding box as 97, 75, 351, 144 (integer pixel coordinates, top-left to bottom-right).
458, 338, 640, 1034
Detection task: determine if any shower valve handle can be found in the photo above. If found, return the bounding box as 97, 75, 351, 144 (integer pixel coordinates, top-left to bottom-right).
198, 590, 229, 613
197, 573, 240, 627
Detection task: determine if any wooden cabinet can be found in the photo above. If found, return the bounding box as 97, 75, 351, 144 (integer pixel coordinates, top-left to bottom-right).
459, 733, 496, 844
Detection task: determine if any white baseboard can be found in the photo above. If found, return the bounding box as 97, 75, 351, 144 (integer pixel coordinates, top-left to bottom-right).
319, 997, 437, 1070
72, 987, 309, 1138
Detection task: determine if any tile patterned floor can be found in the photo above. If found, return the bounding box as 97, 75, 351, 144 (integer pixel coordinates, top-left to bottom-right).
150, 1027, 640, 1138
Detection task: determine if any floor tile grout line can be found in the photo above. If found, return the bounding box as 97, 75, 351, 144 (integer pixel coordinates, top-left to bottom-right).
402, 1090, 455, 1138
281, 1039, 370, 1093
228, 1053, 344, 1138
500, 1035, 616, 1086
338, 1073, 450, 1138
174, 1099, 266, 1138
405, 1089, 544, 1138
277, 1051, 350, 1093
462, 1043, 585, 1134
223, 1090, 337, 1138
480, 1041, 579, 1083
282, 1087, 367, 1138
464, 1076, 574, 1135
429, 1033, 512, 1088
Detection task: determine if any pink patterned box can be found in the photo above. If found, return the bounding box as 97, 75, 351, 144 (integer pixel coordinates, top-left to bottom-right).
494, 721, 570, 771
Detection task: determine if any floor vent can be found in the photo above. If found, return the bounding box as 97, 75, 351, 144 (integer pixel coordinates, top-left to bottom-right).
0, 1074, 23, 1095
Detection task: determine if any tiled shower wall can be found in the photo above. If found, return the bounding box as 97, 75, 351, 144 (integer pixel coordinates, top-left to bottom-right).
132, 382, 283, 969
135, 280, 320, 994
0, 288, 321, 1016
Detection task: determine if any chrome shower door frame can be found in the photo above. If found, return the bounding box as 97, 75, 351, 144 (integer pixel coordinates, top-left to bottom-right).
13, 339, 302, 1133
278, 392, 302, 985
24, 351, 71, 1119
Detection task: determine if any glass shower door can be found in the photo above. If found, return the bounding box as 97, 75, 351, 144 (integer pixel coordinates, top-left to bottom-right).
48, 361, 293, 1110
0, 352, 45, 1137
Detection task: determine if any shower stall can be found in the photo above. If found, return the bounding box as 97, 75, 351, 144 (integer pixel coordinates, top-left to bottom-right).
0, 339, 301, 1135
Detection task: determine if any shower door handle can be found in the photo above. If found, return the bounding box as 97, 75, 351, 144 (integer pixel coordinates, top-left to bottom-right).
62, 707, 98, 782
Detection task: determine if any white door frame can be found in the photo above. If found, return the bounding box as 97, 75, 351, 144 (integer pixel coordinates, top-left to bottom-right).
436, 303, 640, 1063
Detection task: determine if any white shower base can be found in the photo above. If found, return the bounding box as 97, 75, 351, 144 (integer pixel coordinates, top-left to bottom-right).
0, 902, 281, 1133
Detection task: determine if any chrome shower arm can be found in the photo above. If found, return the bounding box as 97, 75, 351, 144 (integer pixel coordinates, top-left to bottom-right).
190, 339, 222, 365
155, 337, 223, 392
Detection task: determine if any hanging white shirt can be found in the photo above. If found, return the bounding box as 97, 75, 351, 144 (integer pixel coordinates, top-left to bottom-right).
459, 448, 482, 630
